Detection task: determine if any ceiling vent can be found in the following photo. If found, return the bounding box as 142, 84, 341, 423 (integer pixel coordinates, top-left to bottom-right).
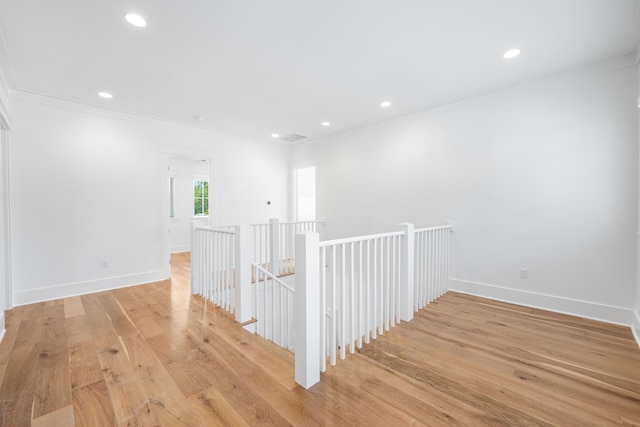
280, 133, 307, 143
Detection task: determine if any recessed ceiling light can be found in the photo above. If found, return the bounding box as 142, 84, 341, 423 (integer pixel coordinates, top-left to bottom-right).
503, 49, 521, 59
271, 133, 280, 138
321, 121, 330, 126
125, 13, 147, 27
380, 101, 391, 108
98, 92, 113, 99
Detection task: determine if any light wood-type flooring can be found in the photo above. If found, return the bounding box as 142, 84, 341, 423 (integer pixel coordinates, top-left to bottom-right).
1, 252, 639, 426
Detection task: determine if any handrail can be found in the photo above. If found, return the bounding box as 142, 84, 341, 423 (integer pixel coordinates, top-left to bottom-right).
280, 220, 325, 225
414, 224, 453, 233
319, 230, 404, 247
194, 226, 237, 235
251, 262, 295, 293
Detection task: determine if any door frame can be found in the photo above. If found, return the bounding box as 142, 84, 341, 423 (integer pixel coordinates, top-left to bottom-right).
0, 111, 12, 311
161, 146, 216, 278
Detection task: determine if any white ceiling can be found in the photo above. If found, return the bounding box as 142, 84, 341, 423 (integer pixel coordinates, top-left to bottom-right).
0, 0, 639, 143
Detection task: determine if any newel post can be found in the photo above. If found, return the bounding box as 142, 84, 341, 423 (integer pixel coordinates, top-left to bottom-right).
295, 231, 320, 389
399, 222, 415, 322
235, 224, 252, 326
269, 218, 280, 276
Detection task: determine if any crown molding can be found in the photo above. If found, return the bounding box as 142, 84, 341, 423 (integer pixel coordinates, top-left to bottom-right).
295, 53, 639, 148
8, 89, 284, 148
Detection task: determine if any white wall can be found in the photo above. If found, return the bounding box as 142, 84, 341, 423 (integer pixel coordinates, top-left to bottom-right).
634, 59, 640, 344
0, 71, 9, 339
168, 156, 209, 253
0, 128, 7, 339
292, 57, 639, 326
9, 92, 289, 305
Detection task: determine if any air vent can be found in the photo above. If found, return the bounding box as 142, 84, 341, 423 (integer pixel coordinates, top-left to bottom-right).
280, 133, 308, 143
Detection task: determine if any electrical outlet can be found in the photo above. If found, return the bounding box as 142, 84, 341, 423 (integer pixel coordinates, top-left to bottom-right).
520, 268, 528, 279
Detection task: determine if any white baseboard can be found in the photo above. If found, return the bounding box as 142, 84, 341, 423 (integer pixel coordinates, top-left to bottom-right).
0, 311, 5, 343
449, 278, 634, 327
171, 245, 190, 254
632, 311, 640, 349
13, 269, 168, 306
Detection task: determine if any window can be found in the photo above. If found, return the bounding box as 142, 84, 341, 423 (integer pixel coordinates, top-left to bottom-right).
295, 166, 316, 221
168, 173, 176, 219
193, 178, 209, 216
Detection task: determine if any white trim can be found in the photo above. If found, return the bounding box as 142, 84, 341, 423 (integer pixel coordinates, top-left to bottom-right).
191, 172, 210, 218
633, 310, 640, 349
8, 90, 284, 147
12, 269, 166, 306
0, 116, 11, 310
449, 278, 634, 327
0, 312, 4, 343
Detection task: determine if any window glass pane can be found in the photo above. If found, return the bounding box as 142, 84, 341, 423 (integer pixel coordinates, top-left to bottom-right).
193, 177, 209, 217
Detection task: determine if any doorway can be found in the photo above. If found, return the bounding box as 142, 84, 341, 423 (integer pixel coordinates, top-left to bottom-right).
161, 147, 214, 279
168, 155, 210, 255
294, 165, 316, 221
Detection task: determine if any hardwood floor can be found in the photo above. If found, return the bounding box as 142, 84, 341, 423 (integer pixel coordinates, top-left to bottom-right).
1, 252, 639, 426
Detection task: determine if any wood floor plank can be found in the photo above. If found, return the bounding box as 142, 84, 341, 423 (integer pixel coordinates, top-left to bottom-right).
1, 253, 639, 425
96, 344, 161, 427
64, 315, 93, 347
63, 296, 85, 319
32, 347, 72, 419
188, 385, 248, 426
31, 404, 74, 427
72, 380, 117, 427
0, 344, 41, 426
68, 341, 103, 390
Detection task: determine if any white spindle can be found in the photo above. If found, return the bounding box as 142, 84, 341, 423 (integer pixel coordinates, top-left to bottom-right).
358, 242, 363, 349
321, 246, 327, 372
365, 239, 371, 345
350, 242, 355, 354
331, 246, 337, 366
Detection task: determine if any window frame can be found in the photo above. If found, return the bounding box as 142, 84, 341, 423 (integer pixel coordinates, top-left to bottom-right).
192, 174, 210, 218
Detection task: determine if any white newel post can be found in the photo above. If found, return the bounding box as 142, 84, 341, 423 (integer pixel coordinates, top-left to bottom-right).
399, 223, 415, 322
235, 225, 252, 328
270, 218, 280, 276
295, 231, 321, 389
